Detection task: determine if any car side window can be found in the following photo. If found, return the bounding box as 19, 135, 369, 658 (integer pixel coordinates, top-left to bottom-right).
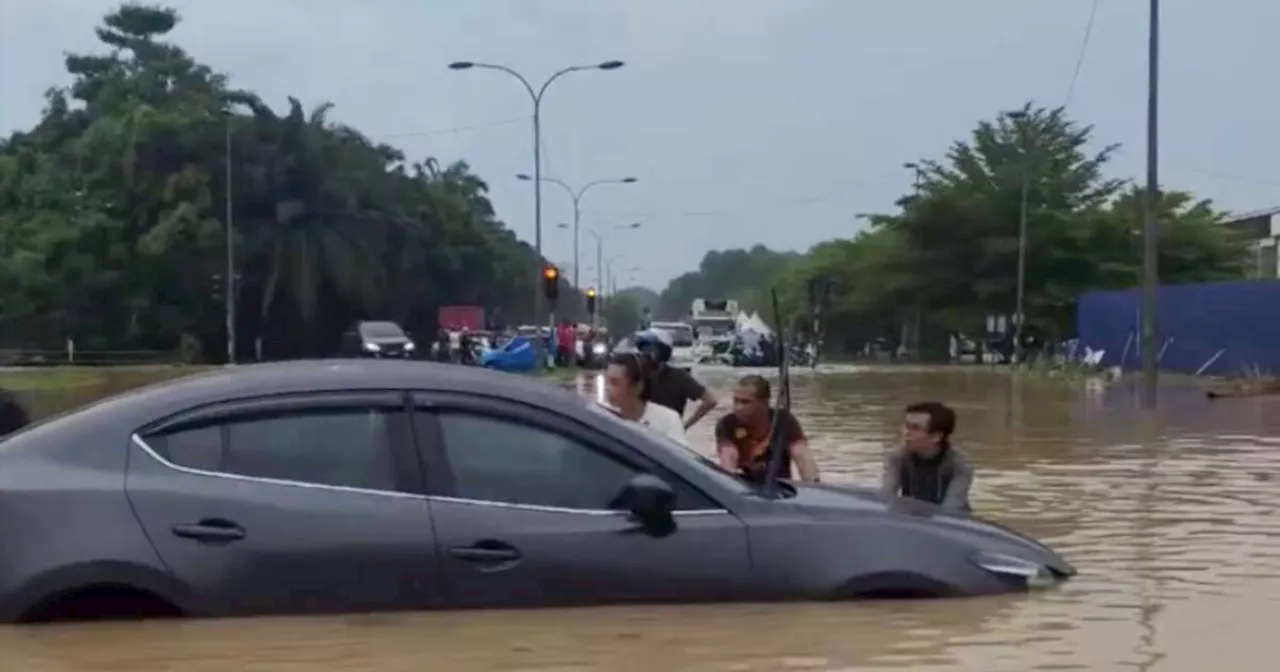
148, 425, 223, 472
145, 407, 400, 492
430, 411, 716, 511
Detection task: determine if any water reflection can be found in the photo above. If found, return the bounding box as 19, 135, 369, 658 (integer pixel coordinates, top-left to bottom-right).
3, 365, 1279, 671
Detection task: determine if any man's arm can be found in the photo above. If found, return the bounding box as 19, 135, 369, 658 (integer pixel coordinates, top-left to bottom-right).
682, 373, 718, 430
789, 441, 820, 483
782, 412, 819, 483
940, 452, 974, 512
712, 417, 740, 472
880, 451, 903, 500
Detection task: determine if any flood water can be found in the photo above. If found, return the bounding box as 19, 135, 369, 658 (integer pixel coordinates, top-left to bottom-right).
3, 365, 1279, 671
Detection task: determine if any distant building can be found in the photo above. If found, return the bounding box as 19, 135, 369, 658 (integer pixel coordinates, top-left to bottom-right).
1224, 206, 1280, 278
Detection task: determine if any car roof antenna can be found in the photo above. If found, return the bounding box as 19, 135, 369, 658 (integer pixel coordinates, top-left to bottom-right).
760, 287, 791, 500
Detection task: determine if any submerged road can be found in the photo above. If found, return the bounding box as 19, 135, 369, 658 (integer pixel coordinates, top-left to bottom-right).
4, 365, 1279, 671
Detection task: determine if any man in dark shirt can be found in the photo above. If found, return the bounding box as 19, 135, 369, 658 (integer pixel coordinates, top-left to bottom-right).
881, 401, 973, 512
636, 329, 717, 429
715, 375, 820, 484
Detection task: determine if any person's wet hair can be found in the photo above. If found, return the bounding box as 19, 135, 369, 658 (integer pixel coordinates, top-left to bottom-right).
904, 401, 955, 438
738, 374, 771, 402
608, 352, 647, 385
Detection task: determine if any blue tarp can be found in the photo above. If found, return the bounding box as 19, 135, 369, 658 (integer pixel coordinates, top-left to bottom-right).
480, 336, 536, 372
1076, 280, 1280, 376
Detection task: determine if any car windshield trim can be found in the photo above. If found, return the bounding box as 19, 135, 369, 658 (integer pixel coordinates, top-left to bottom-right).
584, 401, 751, 495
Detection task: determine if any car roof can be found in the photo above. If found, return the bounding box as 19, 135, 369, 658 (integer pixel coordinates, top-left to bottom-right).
27, 360, 579, 437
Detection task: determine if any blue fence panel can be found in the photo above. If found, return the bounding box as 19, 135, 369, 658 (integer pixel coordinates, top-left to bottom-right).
1076, 280, 1280, 376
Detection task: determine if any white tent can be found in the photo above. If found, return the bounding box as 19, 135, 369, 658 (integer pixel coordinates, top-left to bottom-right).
744, 311, 772, 336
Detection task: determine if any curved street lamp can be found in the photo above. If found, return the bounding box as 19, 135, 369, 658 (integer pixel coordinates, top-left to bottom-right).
517, 174, 637, 289
449, 60, 625, 324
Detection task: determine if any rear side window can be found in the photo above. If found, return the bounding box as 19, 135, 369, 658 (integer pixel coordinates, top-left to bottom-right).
148, 425, 222, 472
143, 408, 401, 492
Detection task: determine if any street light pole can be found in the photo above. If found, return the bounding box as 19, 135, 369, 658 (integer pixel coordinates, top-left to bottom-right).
224, 116, 236, 365
1140, 0, 1161, 408
903, 162, 925, 360
575, 223, 640, 327
449, 60, 624, 328
519, 175, 636, 290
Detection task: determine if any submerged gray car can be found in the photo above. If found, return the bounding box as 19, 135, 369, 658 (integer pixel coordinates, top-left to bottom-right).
0, 361, 1073, 622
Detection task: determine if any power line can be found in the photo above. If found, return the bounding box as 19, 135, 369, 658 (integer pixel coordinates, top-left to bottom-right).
368, 115, 528, 140
1063, 0, 1101, 107
581, 183, 882, 221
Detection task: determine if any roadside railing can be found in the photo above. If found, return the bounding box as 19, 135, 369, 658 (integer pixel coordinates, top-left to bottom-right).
0, 348, 181, 367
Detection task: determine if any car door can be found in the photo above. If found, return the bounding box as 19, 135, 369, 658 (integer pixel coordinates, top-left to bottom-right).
125, 391, 439, 617
410, 392, 752, 608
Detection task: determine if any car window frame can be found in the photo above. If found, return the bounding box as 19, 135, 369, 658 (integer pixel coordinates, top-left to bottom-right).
409, 391, 728, 514
133, 390, 424, 497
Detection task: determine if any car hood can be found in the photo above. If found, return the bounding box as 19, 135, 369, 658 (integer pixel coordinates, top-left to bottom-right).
791, 483, 1076, 577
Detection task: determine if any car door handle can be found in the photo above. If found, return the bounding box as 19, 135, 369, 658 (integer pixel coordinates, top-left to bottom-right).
172, 520, 246, 542
449, 543, 521, 562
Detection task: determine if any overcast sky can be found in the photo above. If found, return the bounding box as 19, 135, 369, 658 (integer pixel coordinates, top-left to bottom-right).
3, 0, 1278, 290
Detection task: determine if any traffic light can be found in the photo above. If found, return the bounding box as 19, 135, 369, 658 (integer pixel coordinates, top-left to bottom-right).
542, 265, 560, 305
585, 288, 597, 315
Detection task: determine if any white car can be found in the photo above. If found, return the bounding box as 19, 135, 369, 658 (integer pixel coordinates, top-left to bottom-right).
648, 322, 697, 370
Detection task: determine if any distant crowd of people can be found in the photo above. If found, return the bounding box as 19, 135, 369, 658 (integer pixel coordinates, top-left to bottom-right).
602, 328, 971, 512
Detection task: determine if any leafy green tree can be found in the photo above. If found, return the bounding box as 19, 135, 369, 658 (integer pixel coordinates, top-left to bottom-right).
772, 104, 1247, 357
0, 3, 585, 360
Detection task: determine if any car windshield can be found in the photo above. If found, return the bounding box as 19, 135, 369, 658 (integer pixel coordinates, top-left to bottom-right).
361, 322, 406, 339
584, 401, 753, 495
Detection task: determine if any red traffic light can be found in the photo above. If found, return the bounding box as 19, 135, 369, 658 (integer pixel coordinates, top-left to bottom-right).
543, 266, 558, 280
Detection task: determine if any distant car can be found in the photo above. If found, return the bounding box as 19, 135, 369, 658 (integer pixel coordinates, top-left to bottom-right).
340, 320, 415, 358
0, 360, 1073, 623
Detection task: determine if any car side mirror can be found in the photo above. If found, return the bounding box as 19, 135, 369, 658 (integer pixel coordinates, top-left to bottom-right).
615, 473, 677, 537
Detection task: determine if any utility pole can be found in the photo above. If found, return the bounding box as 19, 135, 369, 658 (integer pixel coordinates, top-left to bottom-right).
1000, 110, 1035, 367
1139, 0, 1160, 408
1014, 163, 1029, 364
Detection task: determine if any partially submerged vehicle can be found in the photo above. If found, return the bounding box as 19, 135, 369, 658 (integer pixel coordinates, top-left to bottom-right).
0, 360, 1071, 623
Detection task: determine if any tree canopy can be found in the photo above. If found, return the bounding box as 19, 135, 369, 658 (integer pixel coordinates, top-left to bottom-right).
656, 245, 799, 319
660, 104, 1249, 357
0, 4, 589, 360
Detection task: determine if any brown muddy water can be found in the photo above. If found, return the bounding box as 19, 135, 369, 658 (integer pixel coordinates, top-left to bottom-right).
2, 365, 1278, 671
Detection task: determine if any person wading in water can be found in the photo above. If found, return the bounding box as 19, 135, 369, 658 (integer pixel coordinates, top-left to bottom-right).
714, 375, 820, 484
635, 329, 718, 430
602, 353, 688, 446
880, 401, 973, 512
